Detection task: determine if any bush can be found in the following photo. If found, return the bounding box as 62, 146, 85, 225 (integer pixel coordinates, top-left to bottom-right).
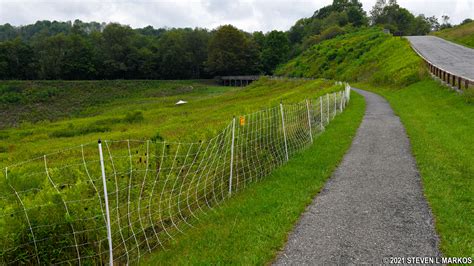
320, 25, 346, 41
0, 93, 25, 104
151, 132, 164, 142
124, 111, 144, 123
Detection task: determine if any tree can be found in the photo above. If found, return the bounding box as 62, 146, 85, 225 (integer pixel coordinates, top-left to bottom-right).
183, 28, 211, 78
461, 18, 473, 25
370, 0, 421, 35
440, 15, 452, 30
206, 25, 260, 76
156, 30, 192, 79
427, 16, 440, 31
0, 38, 36, 79
261, 31, 290, 74
100, 23, 136, 78
370, 0, 387, 25
347, 5, 368, 26
62, 34, 96, 79
411, 15, 432, 35
32, 33, 68, 79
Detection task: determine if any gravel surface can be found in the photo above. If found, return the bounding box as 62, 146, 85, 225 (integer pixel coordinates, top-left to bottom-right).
274, 89, 440, 265
406, 36, 474, 80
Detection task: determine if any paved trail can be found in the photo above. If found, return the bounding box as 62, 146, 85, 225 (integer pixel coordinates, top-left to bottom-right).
274, 89, 440, 265
406, 36, 474, 80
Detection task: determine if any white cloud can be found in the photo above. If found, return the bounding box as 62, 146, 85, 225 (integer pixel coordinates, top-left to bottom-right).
0, 0, 472, 32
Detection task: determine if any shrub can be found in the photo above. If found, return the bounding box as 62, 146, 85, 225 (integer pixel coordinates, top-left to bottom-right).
320, 25, 346, 41
124, 111, 144, 123
151, 132, 164, 142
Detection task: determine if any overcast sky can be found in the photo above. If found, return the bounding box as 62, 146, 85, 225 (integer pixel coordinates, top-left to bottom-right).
1, 0, 473, 32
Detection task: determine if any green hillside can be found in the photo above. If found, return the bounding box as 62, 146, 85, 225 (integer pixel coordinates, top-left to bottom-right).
433, 21, 474, 48
276, 28, 426, 87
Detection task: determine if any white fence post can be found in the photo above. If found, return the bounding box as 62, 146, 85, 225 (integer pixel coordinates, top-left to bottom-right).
334, 92, 337, 117
98, 139, 114, 266
346, 84, 351, 102
320, 97, 324, 130
342, 91, 345, 109
280, 102, 289, 161
340, 91, 343, 111
4, 167, 7, 179
326, 94, 330, 123
229, 117, 236, 196
305, 99, 313, 143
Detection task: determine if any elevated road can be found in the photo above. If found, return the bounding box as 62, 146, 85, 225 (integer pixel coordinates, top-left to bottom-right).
406, 36, 474, 89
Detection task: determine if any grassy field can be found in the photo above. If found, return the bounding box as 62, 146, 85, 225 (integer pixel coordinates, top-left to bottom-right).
142, 92, 365, 264
0, 78, 343, 165
356, 80, 473, 257
433, 21, 474, 48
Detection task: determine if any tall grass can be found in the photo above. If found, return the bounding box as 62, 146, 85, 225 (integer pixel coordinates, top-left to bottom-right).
276, 28, 426, 87
433, 21, 474, 48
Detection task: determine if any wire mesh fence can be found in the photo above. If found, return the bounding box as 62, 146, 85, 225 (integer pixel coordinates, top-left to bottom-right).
0, 84, 351, 265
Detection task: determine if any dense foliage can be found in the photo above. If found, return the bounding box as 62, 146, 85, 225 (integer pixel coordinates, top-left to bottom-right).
0, 22, 292, 80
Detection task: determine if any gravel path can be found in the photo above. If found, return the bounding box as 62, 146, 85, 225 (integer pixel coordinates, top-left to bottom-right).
406, 36, 474, 80
274, 89, 440, 265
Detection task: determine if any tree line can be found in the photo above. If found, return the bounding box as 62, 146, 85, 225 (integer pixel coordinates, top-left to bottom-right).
0, 0, 469, 80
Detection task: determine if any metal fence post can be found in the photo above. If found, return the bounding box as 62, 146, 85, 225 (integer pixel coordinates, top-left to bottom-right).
280, 102, 289, 161
229, 117, 236, 196
305, 99, 313, 143
98, 139, 114, 265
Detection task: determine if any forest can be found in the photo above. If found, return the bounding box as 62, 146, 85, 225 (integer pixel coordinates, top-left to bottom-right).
0, 0, 465, 80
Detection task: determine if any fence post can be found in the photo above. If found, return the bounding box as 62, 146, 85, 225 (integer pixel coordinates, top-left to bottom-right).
4, 167, 7, 179
305, 99, 313, 143
334, 92, 337, 117
229, 117, 236, 196
340, 91, 343, 111
280, 102, 289, 161
320, 97, 324, 130
326, 94, 330, 123
98, 139, 114, 265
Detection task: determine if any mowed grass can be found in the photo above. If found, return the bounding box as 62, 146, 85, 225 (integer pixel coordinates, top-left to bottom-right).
142, 92, 365, 265
356, 80, 473, 257
0, 78, 343, 165
433, 21, 474, 48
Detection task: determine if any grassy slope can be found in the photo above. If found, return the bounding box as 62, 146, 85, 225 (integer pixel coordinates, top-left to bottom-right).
356, 80, 473, 257
143, 92, 365, 265
0, 78, 342, 164
0, 80, 207, 128
278, 28, 473, 257
276, 28, 425, 87
433, 21, 474, 48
